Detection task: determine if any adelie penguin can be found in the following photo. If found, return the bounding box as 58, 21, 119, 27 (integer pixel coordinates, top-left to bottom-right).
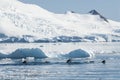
22, 58, 27, 64
102, 60, 106, 64
22, 60, 27, 64
66, 59, 72, 63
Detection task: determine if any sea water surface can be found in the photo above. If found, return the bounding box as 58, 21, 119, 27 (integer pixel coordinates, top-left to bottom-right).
0, 42, 120, 80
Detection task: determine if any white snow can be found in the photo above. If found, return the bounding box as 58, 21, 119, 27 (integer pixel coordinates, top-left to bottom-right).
0, 0, 120, 42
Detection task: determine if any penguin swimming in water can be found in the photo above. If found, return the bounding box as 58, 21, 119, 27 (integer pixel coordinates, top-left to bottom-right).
22, 60, 27, 64
66, 59, 72, 63
102, 60, 106, 64
22, 58, 27, 64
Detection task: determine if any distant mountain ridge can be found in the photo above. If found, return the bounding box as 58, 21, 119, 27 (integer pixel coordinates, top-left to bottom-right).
0, 0, 120, 43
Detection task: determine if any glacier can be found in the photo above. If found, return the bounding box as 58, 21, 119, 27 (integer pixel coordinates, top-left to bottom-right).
0, 0, 120, 42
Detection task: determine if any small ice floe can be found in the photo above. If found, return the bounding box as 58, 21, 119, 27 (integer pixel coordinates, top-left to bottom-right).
20, 57, 51, 65
22, 57, 35, 63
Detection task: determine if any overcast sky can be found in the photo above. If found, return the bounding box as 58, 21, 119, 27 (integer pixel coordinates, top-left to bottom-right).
19, 0, 120, 21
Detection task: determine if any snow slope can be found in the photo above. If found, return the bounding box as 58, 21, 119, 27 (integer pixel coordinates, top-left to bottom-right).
0, 0, 120, 42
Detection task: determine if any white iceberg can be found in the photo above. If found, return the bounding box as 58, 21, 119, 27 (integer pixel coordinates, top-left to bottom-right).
6, 48, 47, 59
0, 53, 7, 58
64, 49, 92, 58
9, 48, 47, 59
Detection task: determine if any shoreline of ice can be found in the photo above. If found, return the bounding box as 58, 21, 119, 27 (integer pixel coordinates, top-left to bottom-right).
0, 42, 119, 59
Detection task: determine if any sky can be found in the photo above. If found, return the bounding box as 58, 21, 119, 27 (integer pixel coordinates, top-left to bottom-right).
19, 0, 120, 21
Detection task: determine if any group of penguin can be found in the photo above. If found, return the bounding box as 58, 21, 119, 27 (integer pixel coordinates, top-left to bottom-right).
66, 59, 106, 64
22, 58, 106, 64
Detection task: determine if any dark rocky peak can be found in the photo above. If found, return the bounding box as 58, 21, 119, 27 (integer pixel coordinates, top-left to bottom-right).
89, 10, 100, 15
89, 10, 109, 22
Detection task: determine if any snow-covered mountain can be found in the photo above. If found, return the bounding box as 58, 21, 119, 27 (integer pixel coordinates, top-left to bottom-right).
0, 0, 120, 43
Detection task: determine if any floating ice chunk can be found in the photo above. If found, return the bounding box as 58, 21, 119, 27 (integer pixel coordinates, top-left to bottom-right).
8, 48, 47, 59
64, 49, 92, 58
0, 53, 7, 58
